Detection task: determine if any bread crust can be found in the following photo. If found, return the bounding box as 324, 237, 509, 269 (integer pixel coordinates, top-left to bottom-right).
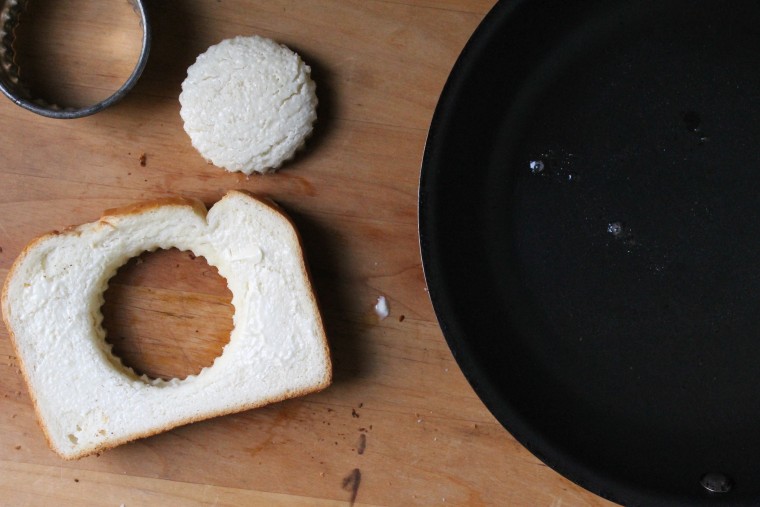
2, 251, 60, 456
1, 190, 332, 460
61, 380, 332, 460
103, 195, 208, 219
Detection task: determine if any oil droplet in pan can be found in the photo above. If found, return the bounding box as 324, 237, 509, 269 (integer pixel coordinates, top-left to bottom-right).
529, 160, 545, 173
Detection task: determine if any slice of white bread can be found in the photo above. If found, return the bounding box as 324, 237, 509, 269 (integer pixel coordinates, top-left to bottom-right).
1, 190, 331, 459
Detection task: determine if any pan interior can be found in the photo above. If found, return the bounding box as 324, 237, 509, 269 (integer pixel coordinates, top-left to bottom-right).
421, 0, 760, 504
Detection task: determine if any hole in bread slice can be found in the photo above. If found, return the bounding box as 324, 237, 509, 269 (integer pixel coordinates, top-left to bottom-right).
101, 248, 234, 381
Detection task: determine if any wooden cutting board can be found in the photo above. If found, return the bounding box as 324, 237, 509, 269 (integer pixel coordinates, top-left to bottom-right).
0, 1, 615, 505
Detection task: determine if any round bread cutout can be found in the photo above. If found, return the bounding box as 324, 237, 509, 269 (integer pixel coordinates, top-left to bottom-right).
179, 36, 318, 174
1, 191, 331, 459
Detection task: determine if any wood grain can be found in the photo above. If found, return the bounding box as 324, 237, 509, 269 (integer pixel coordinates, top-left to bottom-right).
0, 459, 377, 507
13, 0, 144, 108
101, 248, 234, 381
0, 1, 618, 506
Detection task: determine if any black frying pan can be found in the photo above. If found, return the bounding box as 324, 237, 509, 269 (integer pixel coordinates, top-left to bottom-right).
419, 1, 760, 505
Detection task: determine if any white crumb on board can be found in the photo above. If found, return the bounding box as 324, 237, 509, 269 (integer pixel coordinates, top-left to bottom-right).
374, 296, 389, 320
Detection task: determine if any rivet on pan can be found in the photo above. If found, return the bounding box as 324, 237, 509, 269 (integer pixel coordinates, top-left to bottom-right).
700, 472, 733, 494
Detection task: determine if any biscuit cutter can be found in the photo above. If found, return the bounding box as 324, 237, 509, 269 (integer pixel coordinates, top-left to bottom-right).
0, 0, 150, 118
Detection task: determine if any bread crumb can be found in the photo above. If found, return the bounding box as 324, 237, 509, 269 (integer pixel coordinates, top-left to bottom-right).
374, 296, 389, 320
